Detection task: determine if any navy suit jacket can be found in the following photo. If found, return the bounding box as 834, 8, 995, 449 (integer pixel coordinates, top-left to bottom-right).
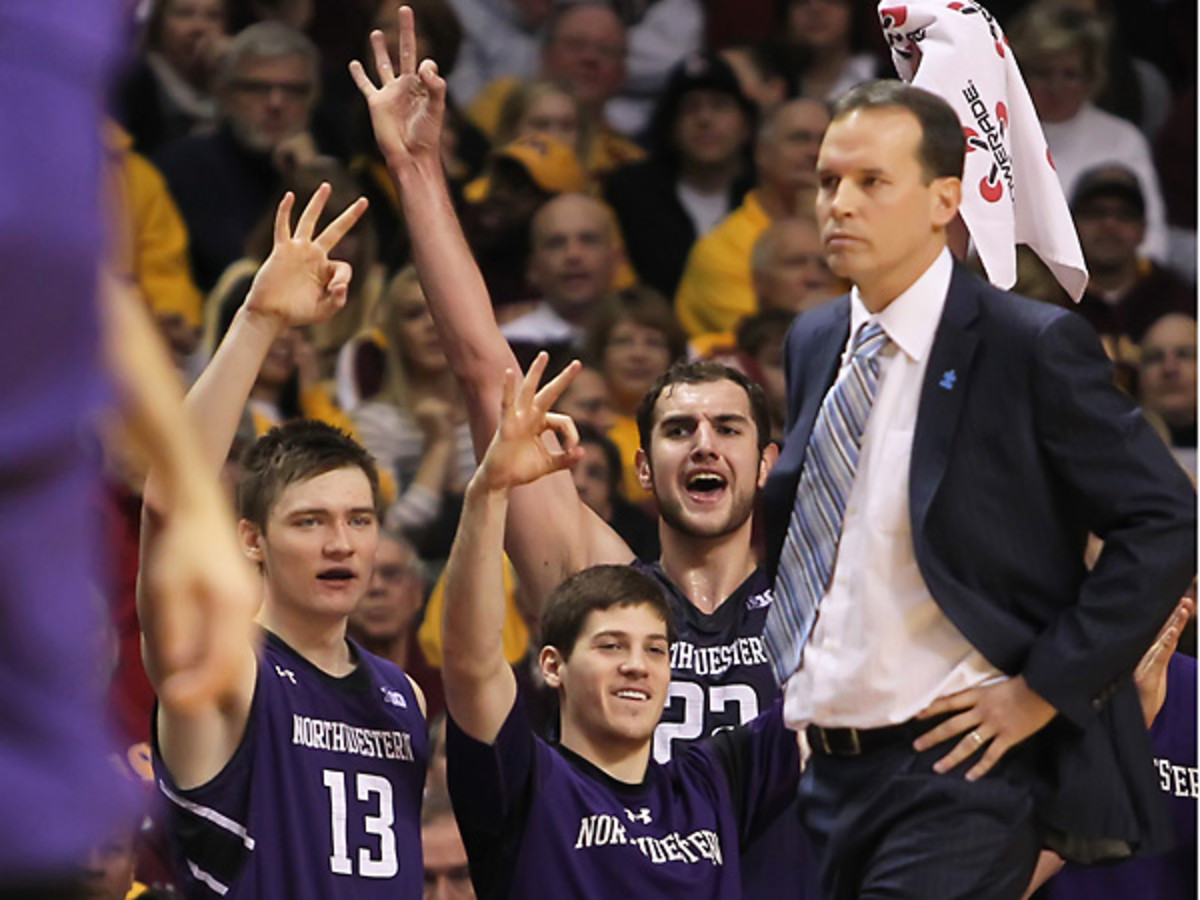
762, 263, 1197, 861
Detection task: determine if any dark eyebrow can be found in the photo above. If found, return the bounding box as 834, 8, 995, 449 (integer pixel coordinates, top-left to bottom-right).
656, 414, 698, 431
712, 413, 751, 426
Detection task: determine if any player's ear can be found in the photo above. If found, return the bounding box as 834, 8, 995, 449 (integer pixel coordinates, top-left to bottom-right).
757, 442, 779, 487
238, 519, 265, 565
540, 645, 566, 688
635, 447, 653, 492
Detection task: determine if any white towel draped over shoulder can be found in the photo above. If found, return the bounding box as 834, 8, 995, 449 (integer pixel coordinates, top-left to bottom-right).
877, 1, 1088, 301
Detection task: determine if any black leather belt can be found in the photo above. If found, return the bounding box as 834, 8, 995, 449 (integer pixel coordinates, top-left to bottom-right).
806, 713, 951, 757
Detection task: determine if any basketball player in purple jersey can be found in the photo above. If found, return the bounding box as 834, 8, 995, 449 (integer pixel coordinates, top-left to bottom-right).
141, 186, 428, 899
0, 3, 266, 894
440, 355, 801, 899
350, 15, 813, 894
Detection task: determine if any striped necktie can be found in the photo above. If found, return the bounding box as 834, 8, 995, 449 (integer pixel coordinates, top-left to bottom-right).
764, 321, 891, 684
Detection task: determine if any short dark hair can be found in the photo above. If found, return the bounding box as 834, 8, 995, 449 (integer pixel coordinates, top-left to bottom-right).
831, 80, 965, 182
237, 420, 383, 530
636, 359, 773, 454
541, 565, 674, 661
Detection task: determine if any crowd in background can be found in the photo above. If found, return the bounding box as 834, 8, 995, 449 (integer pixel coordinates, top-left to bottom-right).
88, 0, 1195, 896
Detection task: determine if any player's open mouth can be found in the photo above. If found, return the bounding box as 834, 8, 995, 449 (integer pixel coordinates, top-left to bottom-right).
615, 689, 650, 701
317, 568, 356, 582
685, 471, 727, 502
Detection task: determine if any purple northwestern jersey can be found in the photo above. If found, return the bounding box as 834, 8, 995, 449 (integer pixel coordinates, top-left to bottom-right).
448, 697, 798, 899
153, 631, 428, 899
0, 0, 138, 879
1040, 653, 1197, 900
639, 563, 818, 899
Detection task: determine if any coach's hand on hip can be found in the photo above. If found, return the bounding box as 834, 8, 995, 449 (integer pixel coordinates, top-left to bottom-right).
913, 676, 1057, 781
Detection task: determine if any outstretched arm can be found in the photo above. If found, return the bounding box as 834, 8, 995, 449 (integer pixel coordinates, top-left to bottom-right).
103, 276, 257, 716
139, 185, 367, 788
443, 355, 584, 742
350, 8, 632, 607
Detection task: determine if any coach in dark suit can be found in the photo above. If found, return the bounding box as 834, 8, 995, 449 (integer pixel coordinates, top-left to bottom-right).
761, 80, 1196, 900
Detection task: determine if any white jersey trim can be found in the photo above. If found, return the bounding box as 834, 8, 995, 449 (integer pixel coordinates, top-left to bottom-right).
187, 859, 231, 896
159, 779, 257, 849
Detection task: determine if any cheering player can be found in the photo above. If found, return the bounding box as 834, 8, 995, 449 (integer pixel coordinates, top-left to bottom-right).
440, 354, 800, 898
141, 186, 428, 898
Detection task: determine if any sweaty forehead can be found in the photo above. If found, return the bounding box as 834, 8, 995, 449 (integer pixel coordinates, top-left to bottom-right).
653, 379, 752, 422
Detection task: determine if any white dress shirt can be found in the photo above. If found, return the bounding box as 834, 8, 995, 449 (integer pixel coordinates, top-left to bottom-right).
783, 249, 1003, 730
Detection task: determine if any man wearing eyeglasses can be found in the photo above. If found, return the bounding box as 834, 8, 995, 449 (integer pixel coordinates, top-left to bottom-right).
1071, 165, 1195, 354
154, 21, 326, 291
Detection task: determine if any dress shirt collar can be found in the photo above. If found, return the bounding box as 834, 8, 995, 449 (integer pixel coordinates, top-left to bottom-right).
849, 248, 953, 363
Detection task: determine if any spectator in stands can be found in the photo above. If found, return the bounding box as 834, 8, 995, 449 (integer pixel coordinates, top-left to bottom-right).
581, 287, 687, 504
102, 120, 204, 367
1071, 165, 1194, 359
466, 3, 645, 179
155, 21, 325, 291
675, 98, 830, 339
421, 787, 475, 899
782, 0, 882, 103
552, 361, 616, 434
721, 43, 796, 115
446, 0, 553, 105
1009, 2, 1170, 262
605, 53, 756, 299
349, 530, 446, 720
751, 216, 841, 316
604, 0, 705, 139
495, 77, 588, 167
734, 309, 795, 444
1050, 0, 1173, 139
462, 133, 587, 307
1138, 313, 1198, 476
501, 193, 622, 361
573, 423, 660, 563
115, 0, 229, 155
349, 267, 476, 556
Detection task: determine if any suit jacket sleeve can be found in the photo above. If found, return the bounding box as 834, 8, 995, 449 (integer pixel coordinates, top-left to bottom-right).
1020, 311, 1196, 727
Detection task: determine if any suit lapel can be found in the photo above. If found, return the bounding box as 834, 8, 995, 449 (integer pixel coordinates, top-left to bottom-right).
910, 265, 981, 534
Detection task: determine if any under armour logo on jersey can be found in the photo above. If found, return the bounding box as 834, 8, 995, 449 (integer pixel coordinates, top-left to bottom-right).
625, 807, 653, 825
380, 686, 408, 708
745, 589, 773, 610
274, 665, 296, 684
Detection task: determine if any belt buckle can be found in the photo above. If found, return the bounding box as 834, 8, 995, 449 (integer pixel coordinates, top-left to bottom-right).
845, 727, 862, 756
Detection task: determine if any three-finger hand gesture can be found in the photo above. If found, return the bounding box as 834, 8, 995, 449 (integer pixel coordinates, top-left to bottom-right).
349, 6, 446, 169
476, 353, 585, 492
244, 184, 368, 330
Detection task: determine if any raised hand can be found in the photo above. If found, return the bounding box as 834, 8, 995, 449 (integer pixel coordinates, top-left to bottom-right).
244, 184, 368, 330
1135, 594, 1194, 726
349, 6, 446, 169
475, 353, 585, 493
